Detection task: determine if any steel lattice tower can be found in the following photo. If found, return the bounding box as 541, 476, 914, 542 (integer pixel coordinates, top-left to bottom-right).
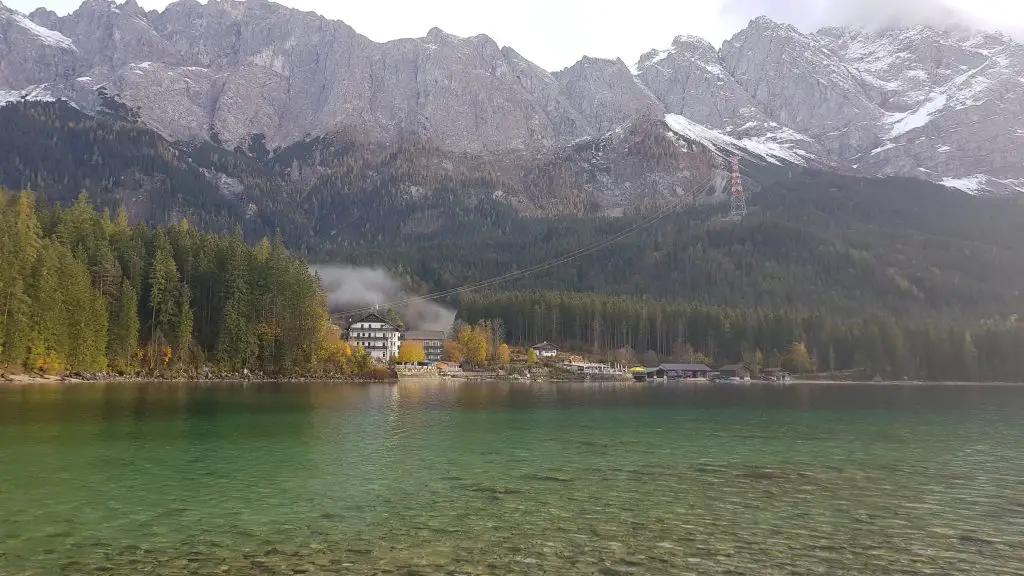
729, 155, 747, 220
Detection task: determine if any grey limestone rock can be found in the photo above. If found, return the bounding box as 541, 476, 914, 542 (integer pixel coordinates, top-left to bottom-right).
2, 1, 1024, 195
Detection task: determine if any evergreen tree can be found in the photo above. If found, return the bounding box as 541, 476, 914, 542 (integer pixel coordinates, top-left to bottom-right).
386, 307, 405, 331
0, 192, 41, 366
149, 231, 181, 346
0, 189, 355, 377
108, 279, 140, 372
176, 283, 194, 367
217, 237, 257, 371
25, 243, 65, 372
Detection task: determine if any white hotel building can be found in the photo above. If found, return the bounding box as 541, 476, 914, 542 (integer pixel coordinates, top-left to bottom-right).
347, 312, 401, 361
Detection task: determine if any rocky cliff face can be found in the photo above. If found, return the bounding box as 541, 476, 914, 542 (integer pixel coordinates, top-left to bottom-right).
0, 4, 78, 90
721, 16, 884, 159
813, 25, 1024, 193
4, 0, 655, 151
635, 16, 1024, 194
552, 56, 663, 135
1, 0, 1023, 195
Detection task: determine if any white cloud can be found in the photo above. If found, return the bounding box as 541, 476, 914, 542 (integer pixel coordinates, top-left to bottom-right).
721, 0, 1023, 36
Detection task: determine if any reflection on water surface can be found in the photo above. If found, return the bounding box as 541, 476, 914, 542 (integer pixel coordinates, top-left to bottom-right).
2, 381, 1023, 575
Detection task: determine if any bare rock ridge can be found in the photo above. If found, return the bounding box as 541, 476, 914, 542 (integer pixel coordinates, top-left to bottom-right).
552, 56, 663, 134
1, 0, 1023, 195
5, 0, 646, 152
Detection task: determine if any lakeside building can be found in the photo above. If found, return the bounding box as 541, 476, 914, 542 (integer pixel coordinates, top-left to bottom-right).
561, 362, 628, 376
531, 341, 560, 358
717, 364, 753, 381
633, 363, 713, 381
347, 312, 401, 361
401, 330, 446, 363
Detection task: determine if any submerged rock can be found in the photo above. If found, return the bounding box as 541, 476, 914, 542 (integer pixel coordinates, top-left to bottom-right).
736, 468, 795, 480
467, 484, 522, 495
524, 473, 573, 483
957, 535, 997, 548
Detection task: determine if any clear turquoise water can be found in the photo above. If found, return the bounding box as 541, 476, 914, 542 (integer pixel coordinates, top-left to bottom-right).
1, 381, 1023, 575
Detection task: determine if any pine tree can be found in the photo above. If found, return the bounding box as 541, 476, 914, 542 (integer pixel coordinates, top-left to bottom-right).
0, 192, 42, 366
23, 245, 61, 372
386, 307, 404, 331
217, 238, 256, 371
63, 247, 107, 372
149, 231, 181, 345
108, 279, 140, 373
176, 283, 194, 367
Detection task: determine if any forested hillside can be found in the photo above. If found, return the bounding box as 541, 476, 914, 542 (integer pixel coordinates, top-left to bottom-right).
459, 291, 1024, 382
0, 100, 285, 238
325, 172, 1024, 321
0, 190, 369, 377
3, 101, 1024, 325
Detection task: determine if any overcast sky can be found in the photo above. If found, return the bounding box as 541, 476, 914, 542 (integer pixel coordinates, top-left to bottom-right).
6, 0, 1023, 70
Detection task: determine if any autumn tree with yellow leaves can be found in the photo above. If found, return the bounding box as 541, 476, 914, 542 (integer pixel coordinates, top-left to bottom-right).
396, 341, 426, 363
443, 320, 509, 367
497, 343, 512, 366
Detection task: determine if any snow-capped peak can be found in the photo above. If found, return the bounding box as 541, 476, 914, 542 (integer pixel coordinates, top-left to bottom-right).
632, 34, 723, 77
632, 46, 676, 74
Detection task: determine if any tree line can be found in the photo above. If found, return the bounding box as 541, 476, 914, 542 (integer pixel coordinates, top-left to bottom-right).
0, 190, 371, 377
8, 101, 1024, 325
457, 291, 1024, 382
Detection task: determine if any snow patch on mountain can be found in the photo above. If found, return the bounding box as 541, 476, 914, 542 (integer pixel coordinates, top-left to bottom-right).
871, 142, 899, 155
886, 94, 947, 137
665, 113, 810, 165
2, 12, 76, 51
884, 58, 1001, 138
941, 174, 1024, 195
632, 48, 674, 74
941, 175, 988, 194
0, 85, 57, 107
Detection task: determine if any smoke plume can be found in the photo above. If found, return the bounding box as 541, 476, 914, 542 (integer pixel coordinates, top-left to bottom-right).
311, 265, 456, 333
722, 0, 1016, 37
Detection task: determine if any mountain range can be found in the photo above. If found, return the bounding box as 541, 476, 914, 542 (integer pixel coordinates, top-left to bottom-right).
4, 0, 1024, 324
2, 0, 1023, 199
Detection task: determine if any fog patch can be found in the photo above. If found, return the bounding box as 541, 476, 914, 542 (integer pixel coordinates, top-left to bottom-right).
721, 0, 1014, 37
312, 265, 455, 333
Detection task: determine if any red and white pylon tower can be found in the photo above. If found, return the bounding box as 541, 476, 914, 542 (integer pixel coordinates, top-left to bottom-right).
729, 155, 747, 221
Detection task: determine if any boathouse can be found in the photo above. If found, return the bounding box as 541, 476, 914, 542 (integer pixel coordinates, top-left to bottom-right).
717, 364, 753, 380
661, 363, 713, 380
634, 363, 712, 381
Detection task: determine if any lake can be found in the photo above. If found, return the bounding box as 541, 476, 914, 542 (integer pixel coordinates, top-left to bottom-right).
2, 381, 1023, 575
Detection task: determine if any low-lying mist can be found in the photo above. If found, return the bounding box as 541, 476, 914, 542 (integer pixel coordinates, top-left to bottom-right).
311, 265, 456, 333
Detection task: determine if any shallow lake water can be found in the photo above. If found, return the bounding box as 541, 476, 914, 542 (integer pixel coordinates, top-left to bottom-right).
1, 381, 1023, 575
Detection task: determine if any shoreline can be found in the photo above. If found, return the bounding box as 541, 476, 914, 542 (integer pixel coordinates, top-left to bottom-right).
0, 372, 397, 387
3, 373, 1024, 387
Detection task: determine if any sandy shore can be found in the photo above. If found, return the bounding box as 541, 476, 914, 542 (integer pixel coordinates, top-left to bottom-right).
0, 373, 86, 385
